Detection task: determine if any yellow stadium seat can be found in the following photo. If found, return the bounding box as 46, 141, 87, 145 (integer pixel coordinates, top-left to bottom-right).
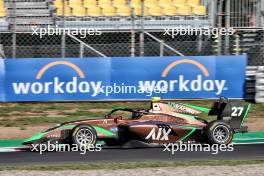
163, 6, 177, 15
56, 6, 72, 16
173, 0, 186, 6
68, 0, 82, 8
87, 7, 102, 16
145, 0, 158, 7
187, 0, 200, 6
159, 0, 172, 7
83, 0, 97, 8
72, 7, 86, 16
132, 6, 150, 16
148, 5, 163, 16
116, 6, 131, 16
177, 5, 191, 15
102, 6, 116, 16
144, 7, 150, 16
192, 5, 206, 15
98, 0, 112, 7
130, 0, 141, 8
0, 8, 6, 17
54, 0, 63, 7
0, 4, 4, 9
113, 0, 127, 7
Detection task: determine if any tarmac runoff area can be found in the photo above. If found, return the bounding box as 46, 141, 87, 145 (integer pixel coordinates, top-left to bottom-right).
0, 143, 263, 165
0, 132, 263, 165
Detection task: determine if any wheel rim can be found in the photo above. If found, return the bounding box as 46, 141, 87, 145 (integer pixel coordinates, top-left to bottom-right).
76, 128, 94, 146
212, 125, 229, 144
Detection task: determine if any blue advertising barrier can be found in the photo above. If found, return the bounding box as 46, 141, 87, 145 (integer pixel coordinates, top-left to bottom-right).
0, 55, 247, 102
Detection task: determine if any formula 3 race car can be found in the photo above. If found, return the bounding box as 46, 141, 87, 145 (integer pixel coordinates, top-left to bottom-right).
23, 97, 251, 148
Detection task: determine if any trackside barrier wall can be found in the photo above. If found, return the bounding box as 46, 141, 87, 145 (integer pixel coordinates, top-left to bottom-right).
245, 66, 264, 103
0, 59, 5, 101
0, 55, 247, 102
256, 67, 264, 103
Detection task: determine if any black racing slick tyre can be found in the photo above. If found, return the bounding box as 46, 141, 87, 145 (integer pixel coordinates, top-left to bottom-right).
72, 125, 97, 149
205, 120, 233, 145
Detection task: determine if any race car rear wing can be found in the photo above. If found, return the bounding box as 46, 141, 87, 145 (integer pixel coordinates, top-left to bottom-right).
209, 97, 251, 132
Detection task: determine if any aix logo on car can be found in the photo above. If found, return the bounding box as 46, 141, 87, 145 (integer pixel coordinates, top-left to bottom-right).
145, 127, 172, 141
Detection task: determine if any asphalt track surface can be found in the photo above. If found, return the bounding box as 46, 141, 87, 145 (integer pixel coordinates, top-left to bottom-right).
0, 144, 263, 165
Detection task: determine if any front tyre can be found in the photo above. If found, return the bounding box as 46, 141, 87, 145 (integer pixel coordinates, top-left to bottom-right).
72, 125, 97, 150
205, 121, 233, 145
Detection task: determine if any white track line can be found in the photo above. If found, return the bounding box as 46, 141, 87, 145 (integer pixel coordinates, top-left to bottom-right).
233, 142, 264, 145
0, 147, 31, 152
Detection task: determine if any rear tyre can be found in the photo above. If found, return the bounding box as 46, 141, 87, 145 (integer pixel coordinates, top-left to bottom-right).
72, 125, 97, 150
205, 120, 233, 145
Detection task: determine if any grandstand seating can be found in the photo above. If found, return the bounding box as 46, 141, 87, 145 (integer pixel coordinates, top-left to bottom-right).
84, 0, 97, 8
131, 0, 141, 8
177, 5, 191, 16
116, 6, 131, 16
113, 0, 127, 7
72, 7, 86, 17
0, 1, 7, 18
2, 0, 54, 31
163, 5, 177, 16
102, 6, 116, 16
0, 0, 8, 31
192, 5, 206, 15
0, 0, 209, 31
52, 0, 209, 30
53, 0, 207, 17
56, 6, 72, 16
87, 7, 102, 17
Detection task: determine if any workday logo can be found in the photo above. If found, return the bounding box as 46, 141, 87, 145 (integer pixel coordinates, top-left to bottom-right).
12, 61, 103, 97
10, 58, 230, 98
161, 59, 209, 77
36, 61, 85, 79
138, 59, 227, 95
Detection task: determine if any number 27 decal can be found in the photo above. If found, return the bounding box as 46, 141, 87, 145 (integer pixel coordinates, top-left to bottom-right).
231, 107, 244, 116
